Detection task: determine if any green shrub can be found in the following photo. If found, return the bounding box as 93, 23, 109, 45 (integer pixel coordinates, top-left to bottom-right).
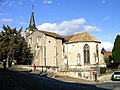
100, 67, 107, 74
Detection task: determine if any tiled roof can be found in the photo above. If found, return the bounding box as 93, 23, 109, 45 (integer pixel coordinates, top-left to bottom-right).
38, 30, 64, 39
65, 32, 101, 43
29, 29, 100, 42
63, 35, 74, 41
104, 52, 112, 60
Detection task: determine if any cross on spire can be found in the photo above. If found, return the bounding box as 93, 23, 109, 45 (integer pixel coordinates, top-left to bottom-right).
32, 5, 34, 12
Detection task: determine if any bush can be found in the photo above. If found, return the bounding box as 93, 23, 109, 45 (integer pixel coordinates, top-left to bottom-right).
107, 63, 119, 69
100, 67, 107, 74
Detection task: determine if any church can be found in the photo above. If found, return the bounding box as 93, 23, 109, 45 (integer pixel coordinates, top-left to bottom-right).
25, 8, 106, 80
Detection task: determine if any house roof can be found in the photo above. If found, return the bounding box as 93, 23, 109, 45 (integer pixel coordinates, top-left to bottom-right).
27, 28, 100, 42
63, 35, 74, 41
64, 32, 101, 43
38, 29, 64, 39
104, 52, 112, 60
106, 52, 112, 56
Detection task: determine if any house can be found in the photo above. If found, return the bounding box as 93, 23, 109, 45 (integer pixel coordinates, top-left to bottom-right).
104, 52, 112, 60
25, 8, 106, 80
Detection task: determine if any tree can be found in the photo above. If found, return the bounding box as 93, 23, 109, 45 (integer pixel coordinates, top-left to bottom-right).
112, 35, 120, 64
0, 25, 33, 66
14, 37, 33, 65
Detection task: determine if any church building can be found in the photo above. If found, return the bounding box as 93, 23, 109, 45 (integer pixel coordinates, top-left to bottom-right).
25, 8, 106, 80
25, 7, 64, 68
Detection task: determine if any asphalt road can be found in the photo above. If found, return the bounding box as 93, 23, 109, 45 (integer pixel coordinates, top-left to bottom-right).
96, 81, 120, 90
0, 68, 109, 90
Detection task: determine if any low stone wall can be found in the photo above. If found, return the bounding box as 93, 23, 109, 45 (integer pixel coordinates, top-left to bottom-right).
55, 71, 94, 81
55, 71, 79, 78
14, 65, 33, 70
12, 65, 58, 72
98, 74, 112, 82
12, 65, 101, 81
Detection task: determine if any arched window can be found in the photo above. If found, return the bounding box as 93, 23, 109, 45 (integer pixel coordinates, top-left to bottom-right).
84, 44, 90, 64
96, 44, 99, 63
77, 53, 81, 65
96, 44, 99, 57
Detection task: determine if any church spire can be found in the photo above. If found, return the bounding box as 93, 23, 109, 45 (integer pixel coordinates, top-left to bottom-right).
29, 5, 36, 31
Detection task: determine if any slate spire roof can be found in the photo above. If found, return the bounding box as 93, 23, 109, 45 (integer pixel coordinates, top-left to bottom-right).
29, 5, 36, 31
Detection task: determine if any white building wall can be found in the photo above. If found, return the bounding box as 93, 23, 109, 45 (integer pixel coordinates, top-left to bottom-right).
26, 30, 105, 70
65, 42, 102, 66
26, 31, 45, 51
26, 31, 46, 66
46, 36, 56, 66
26, 30, 63, 67
56, 39, 63, 67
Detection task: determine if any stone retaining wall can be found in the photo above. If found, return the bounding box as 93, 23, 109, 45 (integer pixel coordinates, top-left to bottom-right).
98, 74, 112, 82
55, 71, 95, 81
12, 65, 110, 81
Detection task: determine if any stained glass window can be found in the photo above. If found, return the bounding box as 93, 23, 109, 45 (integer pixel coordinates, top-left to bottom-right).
84, 44, 90, 64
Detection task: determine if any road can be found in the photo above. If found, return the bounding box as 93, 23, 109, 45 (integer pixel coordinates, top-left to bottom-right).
0, 68, 109, 90
96, 81, 120, 90
53, 75, 120, 90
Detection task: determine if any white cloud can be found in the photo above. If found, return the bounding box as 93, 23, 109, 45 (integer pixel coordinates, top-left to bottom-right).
101, 41, 113, 51
18, 1, 22, 5
104, 16, 112, 21
21, 31, 24, 36
84, 26, 100, 32
1, 18, 13, 22
37, 18, 101, 35
101, 0, 105, 4
19, 22, 28, 25
43, 0, 53, 4
0, 13, 7, 16
8, 2, 14, 7
1, 1, 8, 6
0, 1, 14, 7
101, 0, 112, 5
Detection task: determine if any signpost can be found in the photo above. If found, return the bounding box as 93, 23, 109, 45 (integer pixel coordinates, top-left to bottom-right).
92, 70, 97, 75
92, 70, 97, 81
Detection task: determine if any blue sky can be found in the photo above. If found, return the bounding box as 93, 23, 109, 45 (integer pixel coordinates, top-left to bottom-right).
0, 0, 120, 51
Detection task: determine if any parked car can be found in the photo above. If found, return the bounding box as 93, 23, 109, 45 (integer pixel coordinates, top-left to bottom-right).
111, 71, 120, 81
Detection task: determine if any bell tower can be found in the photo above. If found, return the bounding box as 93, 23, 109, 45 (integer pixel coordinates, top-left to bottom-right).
29, 5, 36, 31
25, 6, 36, 39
